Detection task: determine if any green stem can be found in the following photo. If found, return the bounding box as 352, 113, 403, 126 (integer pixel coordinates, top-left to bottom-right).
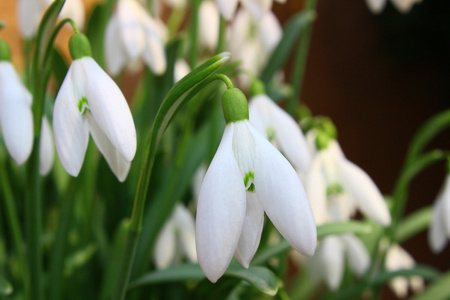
0, 157, 29, 298
189, 0, 201, 68
288, 0, 317, 115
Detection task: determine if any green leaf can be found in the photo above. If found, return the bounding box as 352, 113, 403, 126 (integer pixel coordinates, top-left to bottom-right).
64, 244, 97, 276
252, 221, 372, 265
50, 48, 69, 90
395, 206, 432, 243
0, 277, 12, 296
260, 11, 315, 84
411, 270, 450, 300
129, 263, 278, 296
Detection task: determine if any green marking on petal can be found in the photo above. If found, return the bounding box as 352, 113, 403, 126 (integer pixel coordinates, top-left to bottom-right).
244, 171, 255, 189
266, 127, 276, 142
326, 183, 344, 196
78, 96, 89, 115
248, 183, 255, 192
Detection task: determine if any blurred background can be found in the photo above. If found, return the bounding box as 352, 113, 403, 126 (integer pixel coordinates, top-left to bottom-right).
1, 0, 450, 298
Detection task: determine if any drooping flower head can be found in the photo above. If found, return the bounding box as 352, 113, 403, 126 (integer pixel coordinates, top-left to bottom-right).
196, 88, 316, 282
428, 174, 450, 253
365, 0, 422, 14
53, 33, 137, 182
216, 0, 285, 20
105, 0, 167, 76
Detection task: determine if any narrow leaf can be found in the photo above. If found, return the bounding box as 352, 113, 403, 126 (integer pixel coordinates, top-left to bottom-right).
226, 265, 278, 296
395, 206, 432, 243
411, 270, 450, 300
0, 277, 12, 296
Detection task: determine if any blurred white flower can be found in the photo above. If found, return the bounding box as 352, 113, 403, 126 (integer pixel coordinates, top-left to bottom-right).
305, 140, 391, 226
174, 58, 191, 83
365, 0, 422, 14
307, 234, 370, 290
105, 0, 167, 75
249, 94, 312, 173
53, 57, 137, 182
17, 0, 85, 39
428, 175, 450, 253
199, 1, 220, 52
0, 61, 33, 165
39, 117, 54, 175
196, 118, 316, 282
385, 244, 424, 298
154, 204, 197, 269
216, 0, 274, 20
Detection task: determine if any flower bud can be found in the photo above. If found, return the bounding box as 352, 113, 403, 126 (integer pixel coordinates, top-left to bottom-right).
222, 88, 249, 123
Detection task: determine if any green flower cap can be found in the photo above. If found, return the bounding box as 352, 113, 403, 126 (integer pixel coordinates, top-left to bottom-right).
69, 33, 92, 60
0, 39, 11, 62
222, 88, 249, 124
316, 131, 331, 150
250, 79, 266, 97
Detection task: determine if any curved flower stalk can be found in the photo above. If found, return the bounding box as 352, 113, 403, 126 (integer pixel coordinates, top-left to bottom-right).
365, 0, 422, 14
216, 0, 285, 20
104, 0, 167, 76
154, 204, 197, 269
385, 244, 424, 298
39, 117, 54, 175
196, 88, 316, 282
249, 93, 312, 174
307, 234, 369, 290
17, 0, 85, 39
305, 139, 392, 226
0, 60, 33, 165
428, 175, 450, 253
199, 1, 220, 52
54, 33, 136, 182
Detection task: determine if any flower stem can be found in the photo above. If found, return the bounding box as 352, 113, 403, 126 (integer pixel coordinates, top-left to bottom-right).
288, 0, 317, 116
0, 156, 29, 299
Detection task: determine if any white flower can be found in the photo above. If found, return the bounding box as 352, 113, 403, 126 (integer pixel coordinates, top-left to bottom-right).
216, 0, 274, 20
174, 58, 191, 83
199, 1, 220, 52
365, 0, 422, 14
196, 118, 316, 282
249, 94, 312, 174
17, 0, 85, 39
385, 244, 424, 298
154, 204, 197, 269
105, 0, 167, 76
305, 140, 391, 226
307, 234, 370, 290
428, 175, 450, 253
0, 61, 33, 165
53, 57, 136, 182
39, 117, 55, 175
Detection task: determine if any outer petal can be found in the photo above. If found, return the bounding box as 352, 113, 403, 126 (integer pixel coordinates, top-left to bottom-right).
142, 26, 167, 75
199, 1, 220, 51
196, 124, 246, 282
173, 204, 198, 263
17, 0, 50, 39
428, 198, 448, 253
241, 0, 272, 20
85, 113, 131, 182
104, 15, 128, 76
320, 236, 344, 290
39, 117, 54, 175
0, 62, 33, 165
234, 192, 265, 268
250, 122, 317, 256
154, 220, 176, 269
216, 0, 238, 20
257, 11, 282, 53
174, 59, 191, 83
53, 63, 90, 177
339, 158, 391, 226
341, 234, 369, 276
440, 176, 450, 236
81, 58, 137, 162
305, 153, 328, 225
391, 0, 418, 13
117, 0, 146, 60
365, 0, 388, 14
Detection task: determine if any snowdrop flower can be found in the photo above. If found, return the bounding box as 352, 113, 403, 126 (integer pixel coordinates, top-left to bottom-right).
305, 138, 391, 226
54, 33, 136, 182
365, 0, 422, 14
17, 0, 85, 39
428, 175, 450, 253
39, 117, 54, 175
196, 88, 316, 282
199, 1, 220, 52
307, 234, 369, 290
0, 40, 33, 165
217, 0, 281, 20
174, 59, 191, 83
105, 0, 167, 76
385, 244, 424, 298
249, 86, 311, 174
154, 204, 197, 269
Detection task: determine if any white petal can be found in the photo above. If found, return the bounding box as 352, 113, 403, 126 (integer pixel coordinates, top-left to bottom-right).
196, 124, 246, 282
391, 0, 417, 13
341, 234, 369, 276
104, 16, 128, 76
174, 59, 191, 83
305, 154, 328, 225
164, 0, 186, 8
257, 12, 282, 53
234, 192, 265, 268
216, 0, 238, 20
154, 220, 176, 269
339, 158, 391, 226
39, 117, 54, 176
81, 58, 137, 162
440, 176, 450, 236
142, 27, 167, 74
428, 198, 448, 253
17, 0, 49, 39
53, 63, 90, 177
173, 204, 197, 263
365, 0, 388, 14
320, 236, 344, 290
250, 122, 317, 256
85, 113, 131, 182
0, 62, 33, 165
241, 0, 272, 20
390, 277, 409, 298
199, 1, 220, 51
117, 0, 146, 60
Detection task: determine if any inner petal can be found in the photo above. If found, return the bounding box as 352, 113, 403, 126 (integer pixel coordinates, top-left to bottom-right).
232, 121, 256, 190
